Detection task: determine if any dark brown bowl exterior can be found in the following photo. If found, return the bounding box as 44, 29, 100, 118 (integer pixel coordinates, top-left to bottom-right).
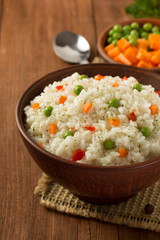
97, 18, 160, 72
16, 63, 160, 203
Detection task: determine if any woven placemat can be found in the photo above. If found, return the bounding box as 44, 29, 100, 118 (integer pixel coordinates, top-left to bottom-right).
35, 173, 160, 232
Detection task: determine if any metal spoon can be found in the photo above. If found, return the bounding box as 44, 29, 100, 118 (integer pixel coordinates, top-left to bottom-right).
53, 31, 90, 64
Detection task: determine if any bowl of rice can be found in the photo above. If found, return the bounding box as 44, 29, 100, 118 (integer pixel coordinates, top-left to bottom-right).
16, 63, 160, 203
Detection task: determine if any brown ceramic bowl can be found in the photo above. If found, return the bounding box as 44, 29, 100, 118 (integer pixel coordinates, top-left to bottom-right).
16, 63, 160, 203
97, 18, 160, 72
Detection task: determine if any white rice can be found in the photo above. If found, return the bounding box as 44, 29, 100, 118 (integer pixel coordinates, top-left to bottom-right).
24, 72, 160, 166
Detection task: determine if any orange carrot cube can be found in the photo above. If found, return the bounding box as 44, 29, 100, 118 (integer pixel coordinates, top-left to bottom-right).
104, 43, 114, 53
151, 50, 160, 65
117, 38, 130, 52
108, 47, 121, 59
137, 39, 149, 50
124, 46, 138, 64
149, 105, 158, 115
59, 95, 67, 104
109, 117, 121, 127
83, 102, 92, 113
118, 148, 128, 157
32, 102, 39, 109
148, 34, 160, 50
116, 53, 131, 65
49, 123, 56, 134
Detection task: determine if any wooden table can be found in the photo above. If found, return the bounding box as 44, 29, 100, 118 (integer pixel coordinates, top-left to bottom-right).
1, 0, 160, 239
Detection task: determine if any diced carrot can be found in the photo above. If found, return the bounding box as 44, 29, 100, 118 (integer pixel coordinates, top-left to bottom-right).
118, 148, 128, 157
116, 53, 132, 65
83, 102, 92, 113
124, 46, 138, 64
117, 38, 130, 52
94, 74, 104, 81
148, 34, 160, 50
104, 43, 114, 53
59, 95, 67, 104
49, 123, 56, 134
112, 81, 119, 87
137, 60, 150, 68
151, 50, 160, 65
38, 142, 43, 147
114, 56, 122, 64
150, 51, 157, 56
137, 39, 149, 50
149, 105, 158, 115
32, 102, 39, 109
109, 117, 121, 127
108, 47, 121, 59
122, 76, 127, 81
70, 127, 75, 131
148, 62, 157, 68
136, 48, 151, 62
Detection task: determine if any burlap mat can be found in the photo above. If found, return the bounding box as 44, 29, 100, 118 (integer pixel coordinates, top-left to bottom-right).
34, 57, 160, 232
34, 173, 160, 232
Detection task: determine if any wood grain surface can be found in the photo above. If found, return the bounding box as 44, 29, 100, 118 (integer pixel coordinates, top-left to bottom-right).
0, 0, 160, 239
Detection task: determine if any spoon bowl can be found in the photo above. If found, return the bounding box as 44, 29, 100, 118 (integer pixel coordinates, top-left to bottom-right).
53, 31, 91, 64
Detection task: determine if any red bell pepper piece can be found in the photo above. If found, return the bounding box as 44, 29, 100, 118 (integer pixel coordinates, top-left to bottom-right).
128, 112, 137, 121
72, 150, 85, 162
84, 126, 95, 131
56, 85, 64, 91
155, 91, 160, 97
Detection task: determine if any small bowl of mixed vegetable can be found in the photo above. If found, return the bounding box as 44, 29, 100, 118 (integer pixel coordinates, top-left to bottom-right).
97, 18, 160, 72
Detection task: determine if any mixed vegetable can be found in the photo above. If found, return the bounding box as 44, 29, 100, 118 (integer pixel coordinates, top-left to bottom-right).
104, 22, 160, 68
31, 74, 159, 162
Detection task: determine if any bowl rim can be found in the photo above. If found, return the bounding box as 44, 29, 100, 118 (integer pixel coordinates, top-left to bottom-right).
15, 63, 160, 172
97, 18, 160, 71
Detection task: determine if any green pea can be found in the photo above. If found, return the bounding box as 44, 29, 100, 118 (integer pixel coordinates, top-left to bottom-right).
113, 32, 121, 40
107, 36, 113, 44
109, 98, 120, 108
112, 39, 118, 46
113, 25, 123, 32
151, 26, 160, 33
129, 38, 137, 46
104, 139, 115, 150
79, 74, 88, 80
124, 34, 130, 41
109, 29, 114, 36
123, 25, 131, 34
141, 32, 148, 39
133, 83, 142, 92
130, 22, 140, 30
128, 35, 137, 40
63, 130, 74, 139
130, 30, 139, 38
143, 23, 153, 32
140, 127, 151, 137
74, 85, 84, 95
44, 106, 53, 117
